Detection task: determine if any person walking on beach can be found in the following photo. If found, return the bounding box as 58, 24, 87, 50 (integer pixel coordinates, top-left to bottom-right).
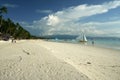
11, 38, 14, 43
92, 40, 94, 45
11, 38, 16, 43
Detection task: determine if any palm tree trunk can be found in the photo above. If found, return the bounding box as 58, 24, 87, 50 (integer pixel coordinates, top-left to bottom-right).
0, 6, 7, 33
0, 16, 2, 33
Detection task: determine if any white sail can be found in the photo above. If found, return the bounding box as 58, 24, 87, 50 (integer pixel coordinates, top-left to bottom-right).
76, 33, 87, 42
83, 34, 87, 42
76, 34, 87, 42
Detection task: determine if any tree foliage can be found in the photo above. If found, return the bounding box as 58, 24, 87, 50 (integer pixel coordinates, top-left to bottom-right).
0, 18, 31, 39
0, 6, 32, 39
0, 6, 7, 14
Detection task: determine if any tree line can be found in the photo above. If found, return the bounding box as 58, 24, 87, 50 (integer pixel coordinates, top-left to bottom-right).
0, 6, 37, 40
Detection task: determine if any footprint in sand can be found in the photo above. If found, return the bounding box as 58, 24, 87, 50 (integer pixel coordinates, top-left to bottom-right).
23, 50, 30, 55
19, 56, 22, 62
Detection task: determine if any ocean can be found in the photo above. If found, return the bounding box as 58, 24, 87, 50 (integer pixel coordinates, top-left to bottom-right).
49, 37, 120, 50
87, 37, 120, 50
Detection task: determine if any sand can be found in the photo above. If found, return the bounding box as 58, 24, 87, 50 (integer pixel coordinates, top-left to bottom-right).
0, 40, 120, 80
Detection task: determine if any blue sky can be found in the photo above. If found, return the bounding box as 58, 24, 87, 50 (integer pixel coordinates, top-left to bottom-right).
0, 0, 120, 37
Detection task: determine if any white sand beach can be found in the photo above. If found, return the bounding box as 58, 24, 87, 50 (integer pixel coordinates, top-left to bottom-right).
0, 40, 120, 80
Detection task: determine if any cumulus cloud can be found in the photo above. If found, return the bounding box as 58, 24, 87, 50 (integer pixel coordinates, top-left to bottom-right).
80, 20, 120, 37
2, 3, 18, 8
22, 0, 120, 37
46, 15, 60, 26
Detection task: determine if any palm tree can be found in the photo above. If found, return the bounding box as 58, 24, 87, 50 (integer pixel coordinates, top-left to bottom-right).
6, 18, 12, 34
0, 6, 7, 13
0, 6, 7, 31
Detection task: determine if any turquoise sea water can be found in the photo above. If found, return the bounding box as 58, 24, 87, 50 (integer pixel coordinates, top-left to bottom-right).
49, 37, 120, 50
87, 38, 120, 50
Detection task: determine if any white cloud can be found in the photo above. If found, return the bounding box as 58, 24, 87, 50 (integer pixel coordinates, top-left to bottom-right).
53, 0, 120, 23
2, 3, 18, 8
103, 0, 120, 9
80, 21, 120, 37
46, 15, 60, 26
22, 0, 120, 37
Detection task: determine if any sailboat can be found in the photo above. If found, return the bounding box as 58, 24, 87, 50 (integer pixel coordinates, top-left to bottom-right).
80, 34, 87, 42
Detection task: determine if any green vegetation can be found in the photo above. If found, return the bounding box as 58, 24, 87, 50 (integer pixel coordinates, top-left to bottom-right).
0, 6, 35, 40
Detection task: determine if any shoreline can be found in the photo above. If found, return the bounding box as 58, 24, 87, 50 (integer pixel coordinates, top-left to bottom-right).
46, 39, 120, 51
1, 39, 120, 51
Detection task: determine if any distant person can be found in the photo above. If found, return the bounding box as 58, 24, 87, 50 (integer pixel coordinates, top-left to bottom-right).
11, 38, 16, 43
92, 40, 94, 45
11, 38, 14, 43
